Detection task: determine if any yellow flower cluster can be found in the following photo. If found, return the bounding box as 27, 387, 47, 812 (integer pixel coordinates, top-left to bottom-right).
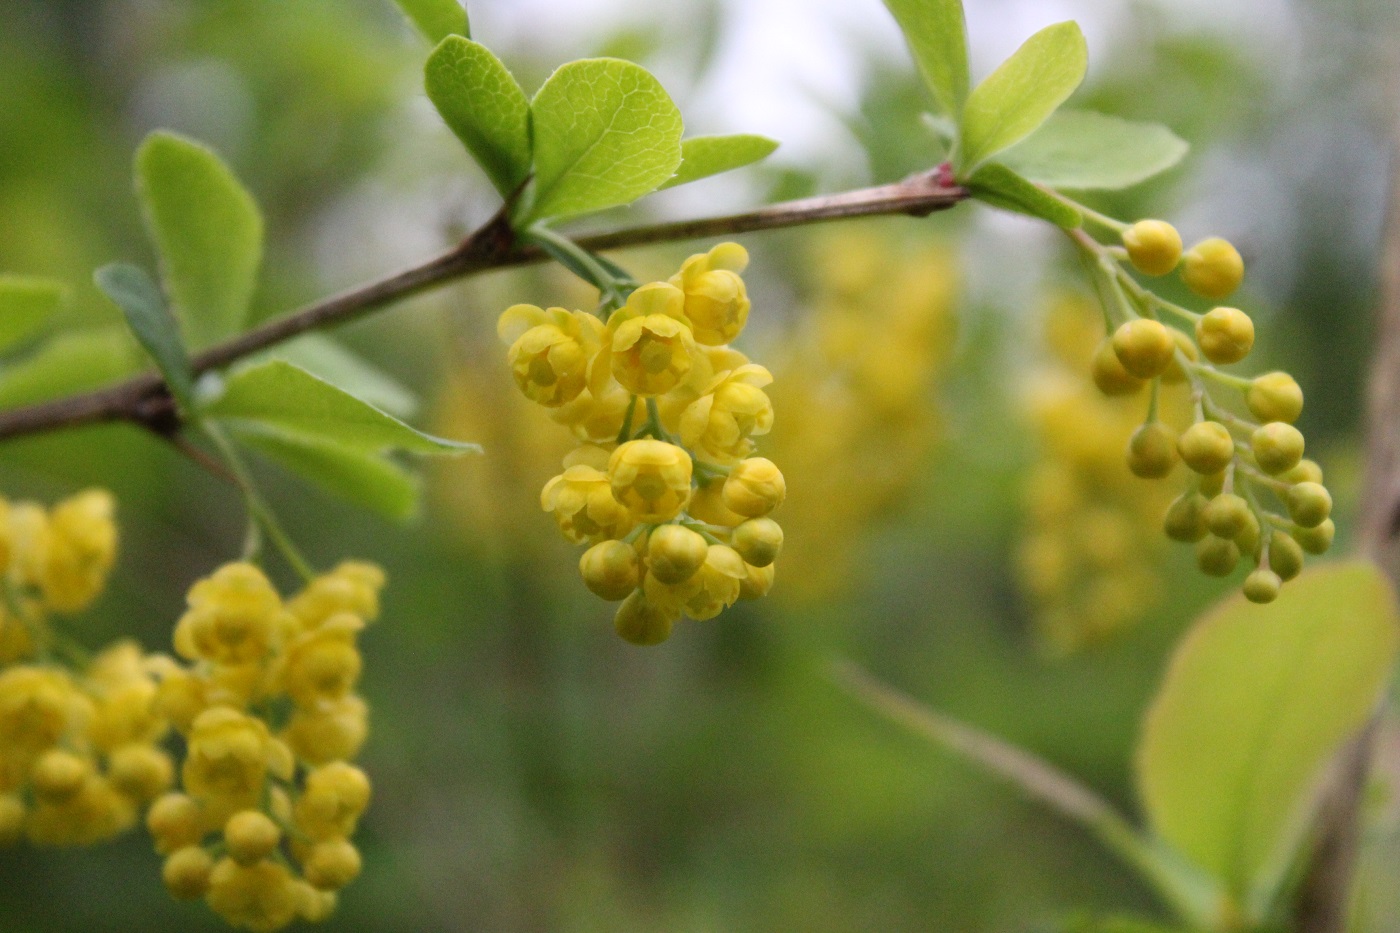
497, 244, 783, 644
1082, 220, 1331, 602
1016, 296, 1186, 652
764, 231, 956, 602
148, 560, 381, 931
0, 489, 161, 846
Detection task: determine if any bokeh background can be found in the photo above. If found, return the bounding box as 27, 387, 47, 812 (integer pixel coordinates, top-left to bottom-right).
0, 0, 1397, 929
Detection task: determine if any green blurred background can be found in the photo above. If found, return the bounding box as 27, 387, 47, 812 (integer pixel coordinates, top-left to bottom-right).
0, 0, 1395, 929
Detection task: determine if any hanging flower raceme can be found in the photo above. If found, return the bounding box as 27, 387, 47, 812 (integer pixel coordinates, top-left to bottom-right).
497, 243, 784, 644
148, 559, 382, 931
1074, 219, 1333, 603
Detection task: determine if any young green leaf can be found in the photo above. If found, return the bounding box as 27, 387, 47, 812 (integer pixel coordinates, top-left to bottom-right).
0, 327, 140, 408
392, 0, 469, 44
659, 134, 779, 190
0, 275, 65, 353
202, 359, 475, 455
94, 263, 195, 411
228, 424, 423, 521
966, 163, 1082, 228
136, 131, 263, 348
956, 21, 1088, 175
527, 58, 684, 221
425, 37, 532, 197
250, 334, 418, 419
1137, 562, 1400, 909
880, 0, 969, 118
997, 111, 1188, 190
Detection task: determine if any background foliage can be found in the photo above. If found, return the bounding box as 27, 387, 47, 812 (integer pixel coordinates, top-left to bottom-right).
0, 0, 1396, 929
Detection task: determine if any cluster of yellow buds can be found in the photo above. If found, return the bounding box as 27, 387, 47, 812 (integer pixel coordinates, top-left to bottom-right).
0, 490, 168, 846
765, 230, 956, 602
147, 560, 381, 930
1076, 219, 1331, 603
497, 243, 783, 644
1016, 296, 1186, 652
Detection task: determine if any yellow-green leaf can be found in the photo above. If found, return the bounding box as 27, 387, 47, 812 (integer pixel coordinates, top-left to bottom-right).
0, 327, 141, 408
1137, 561, 1400, 905
527, 58, 683, 221
966, 163, 1082, 228
998, 110, 1188, 191
957, 21, 1087, 175
880, 0, 969, 118
135, 131, 263, 348
425, 37, 531, 197
660, 134, 779, 190
391, 0, 468, 44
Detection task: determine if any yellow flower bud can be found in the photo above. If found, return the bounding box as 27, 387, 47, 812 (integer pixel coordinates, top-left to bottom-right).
732, 518, 783, 568
1163, 493, 1208, 543
147, 792, 205, 855
206, 857, 301, 933
163, 845, 215, 900
722, 458, 786, 517
1122, 219, 1183, 276
303, 838, 362, 890
225, 810, 282, 866
646, 525, 710, 584
107, 743, 174, 802
1243, 568, 1282, 604
613, 591, 676, 646
1182, 237, 1244, 299
31, 749, 90, 802
579, 540, 641, 600
1294, 518, 1335, 554
1284, 482, 1332, 528
1112, 319, 1176, 379
295, 763, 371, 842
1178, 421, 1235, 474
1126, 422, 1179, 478
738, 561, 776, 600
1197, 536, 1241, 577
1090, 338, 1146, 396
1195, 306, 1254, 365
1247, 372, 1304, 424
1204, 494, 1252, 540
670, 244, 752, 345
283, 695, 368, 767
1270, 532, 1305, 581
1251, 422, 1304, 475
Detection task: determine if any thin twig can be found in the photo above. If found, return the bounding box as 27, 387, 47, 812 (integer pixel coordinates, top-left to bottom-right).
0, 169, 966, 443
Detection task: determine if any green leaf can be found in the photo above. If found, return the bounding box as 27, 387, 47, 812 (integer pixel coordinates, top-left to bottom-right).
998, 110, 1188, 190
230, 424, 422, 521
135, 131, 263, 348
0, 327, 140, 408
392, 0, 468, 44
1137, 561, 1400, 907
957, 21, 1088, 174
251, 334, 418, 419
659, 134, 779, 190
528, 58, 684, 221
425, 37, 532, 197
0, 275, 65, 353
880, 0, 969, 118
967, 163, 1082, 228
203, 359, 475, 455
94, 263, 195, 411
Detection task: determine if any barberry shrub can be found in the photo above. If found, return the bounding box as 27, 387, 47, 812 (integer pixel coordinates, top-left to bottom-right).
0, 0, 1393, 931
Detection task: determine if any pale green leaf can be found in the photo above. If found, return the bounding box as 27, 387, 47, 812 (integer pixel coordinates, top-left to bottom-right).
528, 58, 684, 221
659, 134, 779, 190
880, 0, 969, 117
967, 163, 1082, 228
94, 263, 195, 411
425, 37, 532, 197
249, 334, 418, 419
135, 131, 263, 348
1137, 562, 1400, 905
998, 110, 1188, 190
0, 327, 140, 408
957, 21, 1088, 174
203, 360, 474, 455
0, 275, 65, 353
392, 0, 468, 44
230, 424, 422, 521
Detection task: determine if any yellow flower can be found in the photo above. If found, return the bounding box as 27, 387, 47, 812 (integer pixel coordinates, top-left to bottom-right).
548, 381, 633, 445
25, 773, 135, 846
722, 458, 786, 517
540, 448, 636, 543
282, 695, 368, 766
498, 304, 605, 407
608, 440, 693, 523
599, 282, 696, 397
182, 708, 288, 823
285, 561, 385, 630
678, 364, 774, 464
206, 857, 302, 933
36, 489, 117, 613
174, 563, 287, 666
85, 641, 166, 751
0, 666, 86, 760
668, 242, 751, 346
294, 762, 371, 841
277, 613, 364, 709
643, 544, 747, 621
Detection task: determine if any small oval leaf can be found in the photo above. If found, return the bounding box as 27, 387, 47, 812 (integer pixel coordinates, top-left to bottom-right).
957, 21, 1088, 175
660, 134, 779, 190
425, 37, 532, 197
95, 262, 195, 412
391, 0, 468, 44
528, 58, 683, 221
880, 0, 970, 118
998, 110, 1188, 191
1137, 561, 1400, 903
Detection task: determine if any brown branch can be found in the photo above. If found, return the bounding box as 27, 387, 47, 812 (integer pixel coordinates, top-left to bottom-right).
1294, 72, 1400, 933
0, 170, 967, 443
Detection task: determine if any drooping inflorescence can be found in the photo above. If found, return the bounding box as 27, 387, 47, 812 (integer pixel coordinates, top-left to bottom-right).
498, 243, 782, 644
0, 488, 382, 932
1072, 218, 1331, 603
